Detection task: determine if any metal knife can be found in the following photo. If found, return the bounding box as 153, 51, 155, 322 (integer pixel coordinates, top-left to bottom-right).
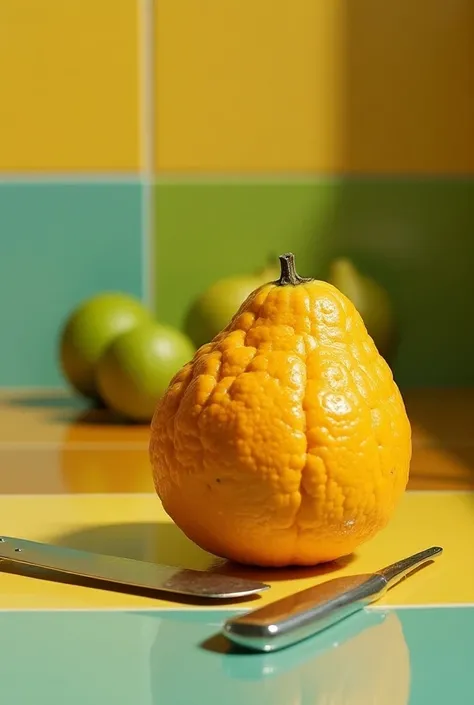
0, 535, 270, 599
223, 545, 443, 651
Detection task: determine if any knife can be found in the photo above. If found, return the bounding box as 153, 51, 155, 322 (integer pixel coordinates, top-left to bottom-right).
222, 545, 443, 651
0, 535, 270, 599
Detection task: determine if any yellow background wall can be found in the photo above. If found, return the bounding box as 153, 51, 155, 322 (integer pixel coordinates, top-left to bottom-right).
156, 0, 474, 174
0, 0, 472, 174
0, 0, 473, 386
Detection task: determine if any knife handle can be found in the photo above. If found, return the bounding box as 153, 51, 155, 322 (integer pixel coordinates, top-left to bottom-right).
223, 573, 382, 652
223, 546, 442, 652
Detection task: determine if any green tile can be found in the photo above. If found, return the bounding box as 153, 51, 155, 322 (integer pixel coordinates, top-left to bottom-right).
0, 607, 471, 704
154, 179, 474, 387
329, 178, 474, 387
154, 181, 337, 329
0, 182, 144, 387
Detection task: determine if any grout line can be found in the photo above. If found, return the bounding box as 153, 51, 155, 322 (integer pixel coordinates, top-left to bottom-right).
138, 0, 153, 179
0, 607, 240, 613
0, 386, 68, 392
4, 436, 474, 451
0, 442, 149, 450
0, 173, 472, 185
0, 479, 471, 497
0, 603, 472, 614
0, 174, 142, 183
411, 440, 474, 449
403, 489, 474, 495
0, 492, 156, 498
369, 603, 474, 610
138, 0, 156, 312
154, 174, 341, 185
154, 172, 474, 184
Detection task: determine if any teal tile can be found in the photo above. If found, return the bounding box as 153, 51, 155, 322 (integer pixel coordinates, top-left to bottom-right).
155, 179, 474, 387
400, 607, 474, 704
0, 182, 144, 387
0, 607, 471, 704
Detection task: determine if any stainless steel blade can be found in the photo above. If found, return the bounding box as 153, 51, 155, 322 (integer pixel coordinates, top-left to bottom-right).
0, 536, 270, 599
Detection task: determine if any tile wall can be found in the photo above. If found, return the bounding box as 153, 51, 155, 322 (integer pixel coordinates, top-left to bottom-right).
1, 0, 473, 387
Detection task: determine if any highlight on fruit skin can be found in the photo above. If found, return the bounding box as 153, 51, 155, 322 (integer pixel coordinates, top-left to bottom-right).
149, 252, 412, 568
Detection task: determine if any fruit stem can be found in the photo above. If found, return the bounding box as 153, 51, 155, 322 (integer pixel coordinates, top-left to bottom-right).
278, 253, 311, 286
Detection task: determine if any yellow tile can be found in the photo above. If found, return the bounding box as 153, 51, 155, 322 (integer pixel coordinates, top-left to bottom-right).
0, 0, 140, 171
409, 447, 474, 491
404, 388, 474, 447
342, 0, 474, 174
0, 491, 471, 609
155, 0, 474, 174
154, 0, 344, 173
0, 391, 148, 444
0, 447, 154, 494
2, 390, 474, 495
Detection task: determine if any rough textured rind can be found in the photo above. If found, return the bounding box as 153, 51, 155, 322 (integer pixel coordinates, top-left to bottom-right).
149, 278, 412, 567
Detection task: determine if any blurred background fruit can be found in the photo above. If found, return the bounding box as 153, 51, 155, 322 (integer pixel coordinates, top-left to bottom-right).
59, 293, 151, 403
329, 257, 397, 362
96, 321, 195, 423
184, 261, 280, 349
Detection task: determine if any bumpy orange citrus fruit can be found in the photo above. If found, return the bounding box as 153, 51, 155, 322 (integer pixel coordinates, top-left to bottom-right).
149, 253, 411, 566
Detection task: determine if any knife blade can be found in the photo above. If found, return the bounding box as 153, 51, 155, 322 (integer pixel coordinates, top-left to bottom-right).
0, 535, 270, 599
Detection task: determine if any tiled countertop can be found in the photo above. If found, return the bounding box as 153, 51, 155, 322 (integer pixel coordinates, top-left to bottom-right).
0, 388, 473, 705
1, 387, 473, 493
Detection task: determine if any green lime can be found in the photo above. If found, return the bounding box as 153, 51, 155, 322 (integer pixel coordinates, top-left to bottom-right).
184, 263, 279, 349
96, 321, 195, 422
59, 292, 151, 401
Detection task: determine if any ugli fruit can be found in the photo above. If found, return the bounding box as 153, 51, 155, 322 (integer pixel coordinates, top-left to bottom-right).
149, 253, 411, 567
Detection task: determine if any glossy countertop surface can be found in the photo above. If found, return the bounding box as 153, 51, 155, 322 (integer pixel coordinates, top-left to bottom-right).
0, 388, 472, 610
0, 388, 473, 704
1, 606, 472, 705
1, 387, 474, 493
